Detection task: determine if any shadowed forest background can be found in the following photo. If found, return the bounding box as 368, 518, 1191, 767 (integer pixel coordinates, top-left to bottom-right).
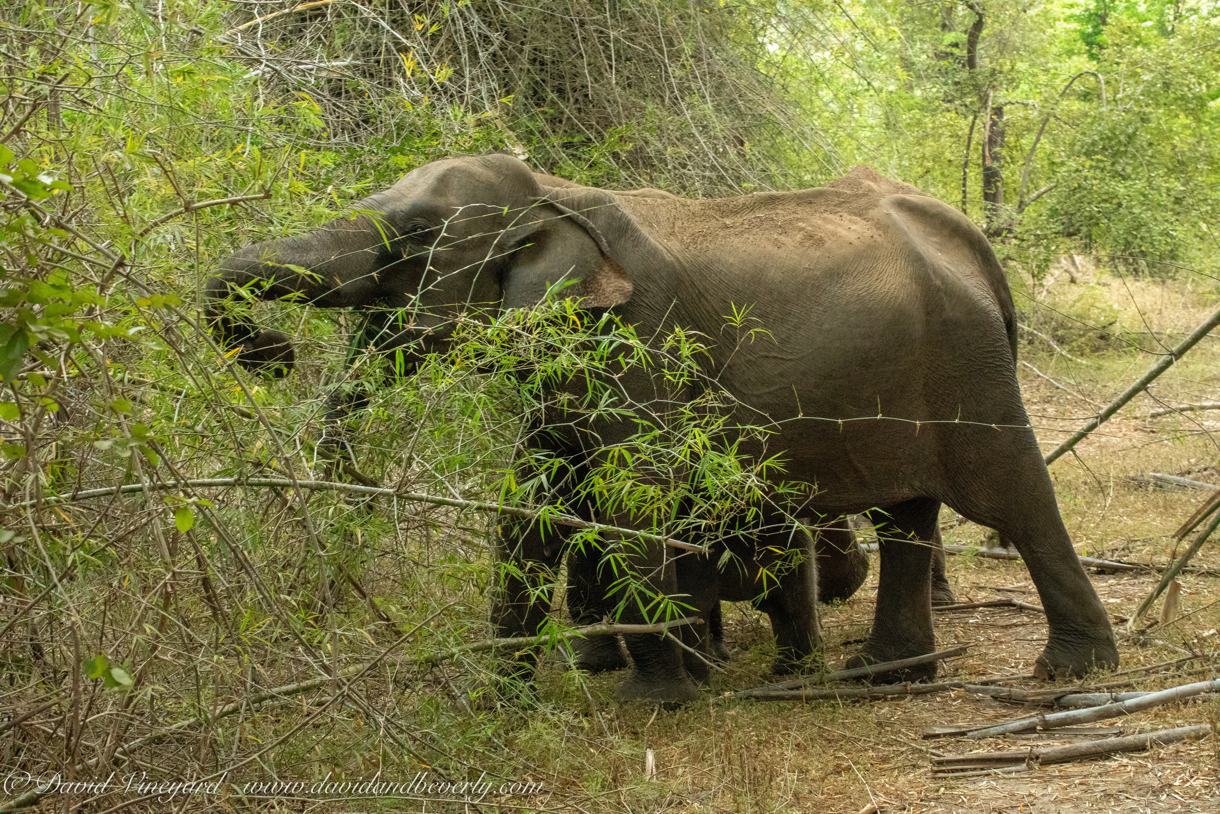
2, 1, 1219, 811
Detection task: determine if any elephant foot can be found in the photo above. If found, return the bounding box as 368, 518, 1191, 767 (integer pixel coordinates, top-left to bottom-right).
846, 638, 938, 683
614, 670, 700, 707
568, 633, 628, 673
770, 651, 820, 677
930, 579, 956, 607
1033, 632, 1120, 680
709, 637, 732, 663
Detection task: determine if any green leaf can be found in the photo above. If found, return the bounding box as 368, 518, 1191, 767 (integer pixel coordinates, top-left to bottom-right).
84, 654, 109, 680
0, 326, 31, 383
174, 506, 194, 533
0, 402, 18, 421
107, 666, 133, 689
0, 144, 12, 166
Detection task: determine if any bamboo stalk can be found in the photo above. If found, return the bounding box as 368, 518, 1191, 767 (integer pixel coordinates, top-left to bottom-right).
734, 681, 968, 702
933, 723, 1213, 773
1043, 303, 1220, 466
0, 476, 706, 553
966, 677, 1220, 739
1037, 723, 1213, 764
1129, 508, 1220, 630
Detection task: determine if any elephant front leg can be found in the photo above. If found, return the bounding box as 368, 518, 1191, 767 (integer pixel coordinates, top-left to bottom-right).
565, 545, 628, 673
490, 518, 563, 683
848, 498, 940, 682
605, 534, 701, 706
757, 527, 822, 675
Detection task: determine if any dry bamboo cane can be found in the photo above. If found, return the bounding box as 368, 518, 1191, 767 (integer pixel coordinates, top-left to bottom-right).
966, 677, 1220, 739
1043, 303, 1220, 466
1129, 507, 1220, 630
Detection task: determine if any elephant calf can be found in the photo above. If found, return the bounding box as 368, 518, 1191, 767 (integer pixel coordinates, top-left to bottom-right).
206, 154, 1119, 704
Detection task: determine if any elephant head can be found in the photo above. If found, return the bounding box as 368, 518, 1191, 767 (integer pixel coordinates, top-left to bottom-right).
205, 155, 642, 374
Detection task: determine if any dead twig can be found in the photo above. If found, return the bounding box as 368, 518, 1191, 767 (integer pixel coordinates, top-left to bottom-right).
934, 598, 1044, 614
0, 476, 706, 553
1148, 401, 1220, 419
727, 645, 969, 698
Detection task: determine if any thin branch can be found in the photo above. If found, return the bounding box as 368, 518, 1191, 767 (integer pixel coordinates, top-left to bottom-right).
934, 723, 1214, 773
222, 0, 343, 36
0, 477, 708, 553
1018, 71, 1106, 210
420, 616, 702, 667
1149, 401, 1220, 419
1044, 302, 1220, 466
727, 645, 969, 698
136, 192, 272, 238
1018, 321, 1087, 364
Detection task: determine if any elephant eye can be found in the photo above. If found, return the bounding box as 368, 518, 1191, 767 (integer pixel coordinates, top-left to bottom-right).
400, 219, 434, 244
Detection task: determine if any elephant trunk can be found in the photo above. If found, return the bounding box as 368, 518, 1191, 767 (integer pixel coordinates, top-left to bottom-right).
204, 210, 392, 375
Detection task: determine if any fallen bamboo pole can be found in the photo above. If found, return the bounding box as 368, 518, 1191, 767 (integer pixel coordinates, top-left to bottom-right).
731, 681, 968, 702
966, 677, 1220, 739
1043, 303, 1220, 466
934, 723, 1215, 773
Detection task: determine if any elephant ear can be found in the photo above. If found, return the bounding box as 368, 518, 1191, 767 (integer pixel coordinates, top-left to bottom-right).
500, 192, 633, 311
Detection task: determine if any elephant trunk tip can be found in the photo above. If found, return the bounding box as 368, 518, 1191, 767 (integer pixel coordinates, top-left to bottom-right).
236, 328, 295, 378
204, 276, 297, 378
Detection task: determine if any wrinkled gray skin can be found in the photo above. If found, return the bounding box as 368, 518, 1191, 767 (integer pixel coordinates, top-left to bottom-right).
206, 154, 1118, 704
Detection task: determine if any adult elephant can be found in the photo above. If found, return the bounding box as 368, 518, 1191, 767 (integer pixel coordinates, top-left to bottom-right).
206, 154, 1118, 704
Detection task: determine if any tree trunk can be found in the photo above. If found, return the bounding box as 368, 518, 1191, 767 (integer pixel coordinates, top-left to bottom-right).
982, 101, 1006, 235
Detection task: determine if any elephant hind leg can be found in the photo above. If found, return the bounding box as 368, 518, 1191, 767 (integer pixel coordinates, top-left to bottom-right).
929, 526, 956, 607
707, 601, 731, 662
847, 498, 941, 682
944, 437, 1118, 679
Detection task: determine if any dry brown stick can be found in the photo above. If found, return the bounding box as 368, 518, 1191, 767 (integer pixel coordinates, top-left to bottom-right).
1130, 507, 1220, 630
1037, 723, 1214, 764
731, 680, 969, 702
0, 696, 61, 735
222, 0, 342, 35
934, 598, 1045, 614
966, 677, 1220, 739
1052, 691, 1219, 709
420, 616, 702, 667
728, 645, 970, 697
940, 543, 1144, 573
1148, 401, 1220, 418
1174, 486, 1220, 539
135, 192, 271, 238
